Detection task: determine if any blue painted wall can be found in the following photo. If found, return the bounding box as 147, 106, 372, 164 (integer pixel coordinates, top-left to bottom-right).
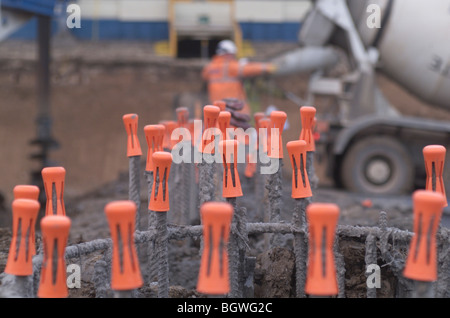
240, 22, 300, 42
1, 0, 57, 16
70, 20, 169, 41
6, 17, 60, 40
8, 19, 301, 42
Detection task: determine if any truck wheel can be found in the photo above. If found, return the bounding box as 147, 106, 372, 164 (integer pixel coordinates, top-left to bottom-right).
341, 137, 414, 195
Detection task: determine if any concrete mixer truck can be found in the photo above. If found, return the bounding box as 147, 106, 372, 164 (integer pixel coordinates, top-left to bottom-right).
272, 0, 450, 196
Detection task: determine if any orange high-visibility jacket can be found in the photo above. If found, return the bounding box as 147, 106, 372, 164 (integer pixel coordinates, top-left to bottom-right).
202, 54, 272, 115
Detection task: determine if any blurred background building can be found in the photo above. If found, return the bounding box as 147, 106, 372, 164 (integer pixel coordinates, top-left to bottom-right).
7, 0, 311, 57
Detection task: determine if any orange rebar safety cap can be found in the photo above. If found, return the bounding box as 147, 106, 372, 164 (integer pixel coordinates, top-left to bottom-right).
42, 167, 66, 216
123, 113, 143, 157
287, 140, 312, 199
5, 199, 40, 276
220, 140, 243, 198
38, 215, 71, 298
268, 111, 287, 159
149, 152, 173, 212
13, 185, 40, 255
197, 202, 233, 295
166, 120, 179, 150
14, 185, 39, 201
176, 107, 189, 128
213, 100, 227, 112
200, 105, 221, 154
253, 112, 265, 150
144, 124, 165, 172
305, 203, 340, 296
258, 117, 270, 154
299, 106, 316, 152
423, 145, 447, 207
403, 190, 445, 282
105, 200, 143, 291
244, 153, 257, 179
218, 111, 231, 141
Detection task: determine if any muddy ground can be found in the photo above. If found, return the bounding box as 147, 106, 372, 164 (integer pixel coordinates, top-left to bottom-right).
0, 39, 449, 298
0, 162, 423, 298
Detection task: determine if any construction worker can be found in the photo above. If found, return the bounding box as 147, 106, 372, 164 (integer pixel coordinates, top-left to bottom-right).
202, 39, 276, 125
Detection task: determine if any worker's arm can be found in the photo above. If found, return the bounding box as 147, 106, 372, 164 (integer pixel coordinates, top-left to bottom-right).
239, 62, 276, 78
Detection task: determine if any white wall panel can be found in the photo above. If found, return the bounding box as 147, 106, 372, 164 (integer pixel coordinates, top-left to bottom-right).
117, 0, 168, 21
284, 1, 312, 21
77, 0, 311, 22
78, 0, 119, 19
174, 2, 232, 27
236, 2, 283, 22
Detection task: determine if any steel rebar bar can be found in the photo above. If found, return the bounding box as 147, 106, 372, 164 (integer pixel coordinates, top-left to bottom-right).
60, 221, 431, 262
266, 158, 284, 247
129, 155, 141, 230
0, 274, 33, 298
181, 159, 192, 225
306, 152, 318, 189
198, 161, 215, 207
293, 198, 308, 298
334, 235, 346, 298
254, 160, 265, 222
365, 233, 378, 298
226, 197, 248, 298
411, 281, 435, 298
92, 260, 111, 298
145, 171, 157, 284
155, 212, 169, 298
114, 290, 133, 298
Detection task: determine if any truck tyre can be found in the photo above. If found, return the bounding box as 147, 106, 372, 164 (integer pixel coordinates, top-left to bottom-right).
341, 137, 414, 195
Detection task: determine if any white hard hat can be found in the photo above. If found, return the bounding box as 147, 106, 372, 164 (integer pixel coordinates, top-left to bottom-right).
216, 40, 237, 55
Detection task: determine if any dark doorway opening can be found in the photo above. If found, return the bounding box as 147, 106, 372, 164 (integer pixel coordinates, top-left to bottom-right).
177, 38, 222, 58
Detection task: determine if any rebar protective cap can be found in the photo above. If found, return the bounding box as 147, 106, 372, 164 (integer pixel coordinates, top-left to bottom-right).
189, 119, 201, 147
13, 185, 39, 201
144, 125, 165, 172
244, 153, 257, 178
105, 201, 143, 291
123, 113, 143, 157
305, 203, 339, 296
42, 167, 66, 216
176, 107, 189, 128
403, 190, 445, 282
38, 215, 71, 298
258, 118, 270, 153
218, 111, 231, 141
200, 105, 221, 154
197, 202, 233, 295
5, 199, 40, 276
219, 140, 243, 198
268, 111, 287, 159
287, 140, 312, 199
159, 120, 170, 150
253, 112, 265, 150
299, 106, 316, 152
149, 152, 173, 212
254, 112, 265, 130
164, 120, 179, 150
423, 145, 447, 207
13, 185, 40, 255
213, 100, 226, 112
